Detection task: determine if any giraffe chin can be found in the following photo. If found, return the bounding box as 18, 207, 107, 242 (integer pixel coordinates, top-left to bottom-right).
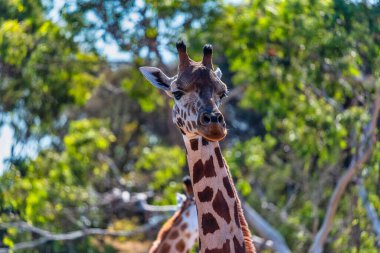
198, 126, 227, 142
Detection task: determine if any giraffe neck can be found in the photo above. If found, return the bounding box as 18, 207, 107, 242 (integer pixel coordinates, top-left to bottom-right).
149, 199, 198, 253
183, 136, 255, 253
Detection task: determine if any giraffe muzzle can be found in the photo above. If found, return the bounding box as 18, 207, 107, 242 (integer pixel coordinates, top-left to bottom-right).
198, 111, 227, 141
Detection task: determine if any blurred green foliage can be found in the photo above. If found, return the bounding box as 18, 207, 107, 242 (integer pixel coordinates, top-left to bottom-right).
136, 146, 185, 204
0, 0, 379, 252
0, 0, 102, 141
1, 119, 115, 249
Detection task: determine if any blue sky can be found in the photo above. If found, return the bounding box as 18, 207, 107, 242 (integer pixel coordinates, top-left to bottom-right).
0, 126, 13, 173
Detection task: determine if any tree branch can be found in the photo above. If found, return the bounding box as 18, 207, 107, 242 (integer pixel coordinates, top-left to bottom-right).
242, 201, 292, 253
251, 235, 275, 251
0, 217, 165, 253
309, 93, 380, 253
100, 189, 177, 216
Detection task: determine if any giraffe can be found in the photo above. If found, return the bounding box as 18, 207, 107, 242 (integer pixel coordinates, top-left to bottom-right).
140, 41, 256, 253
149, 176, 198, 253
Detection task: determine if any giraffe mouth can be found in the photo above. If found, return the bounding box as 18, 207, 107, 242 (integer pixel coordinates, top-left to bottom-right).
198, 124, 227, 142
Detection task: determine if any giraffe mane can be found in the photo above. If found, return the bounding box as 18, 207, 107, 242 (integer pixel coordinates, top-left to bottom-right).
225, 163, 256, 253
236, 197, 256, 253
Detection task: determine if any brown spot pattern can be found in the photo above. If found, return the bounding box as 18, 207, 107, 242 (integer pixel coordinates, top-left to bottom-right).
169, 230, 179, 239
204, 156, 216, 177
204, 239, 231, 253
190, 139, 199, 151
197, 186, 214, 202
177, 118, 184, 127
223, 176, 234, 198
191, 121, 197, 129
201, 213, 220, 235
202, 137, 209, 146
160, 243, 171, 252
214, 147, 224, 168
192, 157, 216, 184
176, 239, 186, 252
180, 223, 188, 231
234, 201, 241, 228
180, 128, 186, 135
212, 190, 231, 223
192, 159, 204, 184
233, 236, 246, 253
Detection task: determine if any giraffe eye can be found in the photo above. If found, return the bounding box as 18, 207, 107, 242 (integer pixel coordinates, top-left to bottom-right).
172, 91, 184, 100
220, 92, 228, 100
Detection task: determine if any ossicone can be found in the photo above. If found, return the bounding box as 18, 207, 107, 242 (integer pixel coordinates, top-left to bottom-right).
176, 40, 191, 72
203, 44, 212, 56
176, 40, 187, 53
202, 44, 213, 69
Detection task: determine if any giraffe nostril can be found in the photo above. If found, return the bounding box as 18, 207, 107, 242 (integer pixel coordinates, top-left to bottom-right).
217, 114, 224, 123
200, 111, 225, 126
201, 113, 211, 125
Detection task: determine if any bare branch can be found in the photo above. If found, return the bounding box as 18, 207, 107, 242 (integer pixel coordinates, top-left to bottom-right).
100, 189, 177, 215
309, 93, 380, 253
0, 217, 165, 253
252, 235, 275, 251
242, 201, 292, 253
357, 179, 380, 247
139, 202, 177, 213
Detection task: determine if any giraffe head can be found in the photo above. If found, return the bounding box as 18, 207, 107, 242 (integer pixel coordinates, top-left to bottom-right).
140, 41, 228, 141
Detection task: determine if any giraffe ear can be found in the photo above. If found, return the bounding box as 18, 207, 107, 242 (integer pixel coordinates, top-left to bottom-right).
139, 66, 173, 92
214, 67, 222, 79
176, 193, 186, 207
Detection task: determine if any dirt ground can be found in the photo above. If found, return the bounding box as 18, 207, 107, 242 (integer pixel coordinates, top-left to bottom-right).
105, 238, 152, 253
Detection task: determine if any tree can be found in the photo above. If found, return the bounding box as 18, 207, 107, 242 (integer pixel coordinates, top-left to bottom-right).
0, 0, 101, 147
1, 0, 379, 252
